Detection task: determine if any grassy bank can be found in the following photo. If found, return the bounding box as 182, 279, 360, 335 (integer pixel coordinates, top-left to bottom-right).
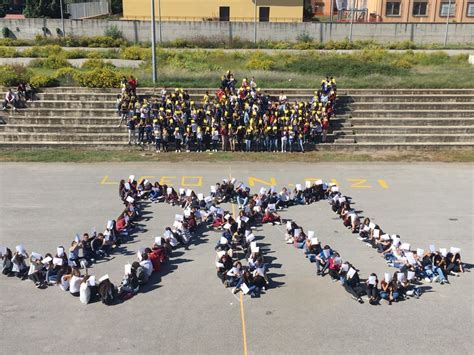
1, 36, 473, 50
1, 149, 473, 163
1, 47, 473, 89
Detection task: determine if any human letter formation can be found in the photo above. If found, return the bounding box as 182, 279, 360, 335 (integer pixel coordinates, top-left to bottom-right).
0, 175, 465, 306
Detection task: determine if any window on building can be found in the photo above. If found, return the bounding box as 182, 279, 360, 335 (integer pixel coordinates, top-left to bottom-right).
412, 2, 428, 16
385, 2, 401, 16
467, 2, 474, 16
259, 6, 270, 22
439, 2, 455, 17
314, 2, 325, 15
219, 6, 230, 21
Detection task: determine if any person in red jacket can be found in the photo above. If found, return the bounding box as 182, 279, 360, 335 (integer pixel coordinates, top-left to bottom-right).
145, 247, 161, 273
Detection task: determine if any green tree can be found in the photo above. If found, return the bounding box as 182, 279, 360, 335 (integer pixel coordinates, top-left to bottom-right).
23, 0, 64, 18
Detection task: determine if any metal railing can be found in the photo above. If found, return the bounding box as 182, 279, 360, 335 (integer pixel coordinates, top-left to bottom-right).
67, 0, 109, 19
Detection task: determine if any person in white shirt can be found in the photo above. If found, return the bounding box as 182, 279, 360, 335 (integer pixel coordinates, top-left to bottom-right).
2, 89, 17, 110
139, 253, 153, 278
69, 268, 84, 297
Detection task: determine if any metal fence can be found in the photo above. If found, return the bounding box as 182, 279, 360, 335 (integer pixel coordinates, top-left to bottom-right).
67, 0, 109, 19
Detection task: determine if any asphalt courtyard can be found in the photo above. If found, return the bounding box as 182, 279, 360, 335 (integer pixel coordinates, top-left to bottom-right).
0, 162, 472, 354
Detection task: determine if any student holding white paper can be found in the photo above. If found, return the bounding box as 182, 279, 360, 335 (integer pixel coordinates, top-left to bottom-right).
343, 267, 365, 304
445, 250, 464, 276
1, 247, 13, 276
216, 253, 233, 284
261, 207, 282, 225
315, 245, 333, 276
225, 261, 243, 288
69, 268, 84, 297
28, 255, 46, 288
68, 241, 82, 268
303, 237, 321, 263
12, 247, 29, 279
366, 273, 379, 305
379, 277, 399, 305
233, 270, 259, 297
43, 253, 59, 285
327, 253, 342, 281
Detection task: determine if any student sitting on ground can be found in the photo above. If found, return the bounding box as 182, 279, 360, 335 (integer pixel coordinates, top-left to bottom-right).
342, 265, 365, 304
233, 270, 260, 297
261, 205, 282, 225
118, 263, 140, 298
224, 261, 243, 288
28, 253, 46, 288
57, 266, 72, 292
69, 268, 85, 297
380, 273, 399, 305
1, 247, 13, 276
328, 253, 342, 281
12, 246, 28, 279
366, 273, 379, 305
303, 237, 321, 262
445, 249, 464, 276
138, 251, 154, 279
216, 251, 233, 284
316, 245, 333, 276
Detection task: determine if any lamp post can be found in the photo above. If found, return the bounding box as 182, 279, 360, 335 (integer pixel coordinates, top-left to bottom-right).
158, 0, 162, 43
349, 2, 354, 43
443, 0, 452, 47
60, 0, 65, 36
254, 0, 257, 44
330, 0, 334, 23
151, 0, 157, 84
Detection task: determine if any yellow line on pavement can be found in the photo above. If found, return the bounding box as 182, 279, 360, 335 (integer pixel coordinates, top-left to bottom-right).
239, 292, 249, 355
378, 179, 389, 189
229, 171, 249, 355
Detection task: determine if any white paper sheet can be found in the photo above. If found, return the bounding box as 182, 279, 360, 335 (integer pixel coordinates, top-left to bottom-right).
347, 268, 356, 278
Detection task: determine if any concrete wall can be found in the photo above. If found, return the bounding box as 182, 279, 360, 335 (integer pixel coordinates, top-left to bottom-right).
0, 18, 473, 44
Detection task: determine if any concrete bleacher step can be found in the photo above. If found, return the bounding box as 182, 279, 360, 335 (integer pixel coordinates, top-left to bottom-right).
3, 117, 122, 125
350, 117, 474, 126
354, 134, 474, 143
27, 101, 118, 109
352, 126, 474, 134
350, 110, 474, 118
8, 108, 118, 117
349, 103, 474, 110
0, 132, 129, 142
329, 142, 474, 150
0, 124, 128, 133
341, 95, 474, 103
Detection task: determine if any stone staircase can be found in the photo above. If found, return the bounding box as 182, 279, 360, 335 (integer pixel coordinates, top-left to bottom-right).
0, 87, 473, 150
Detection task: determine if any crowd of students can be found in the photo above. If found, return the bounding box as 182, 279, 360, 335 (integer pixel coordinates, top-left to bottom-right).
116, 73, 337, 152
210, 179, 272, 297
0, 175, 153, 304
1, 175, 465, 306
274, 179, 464, 305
